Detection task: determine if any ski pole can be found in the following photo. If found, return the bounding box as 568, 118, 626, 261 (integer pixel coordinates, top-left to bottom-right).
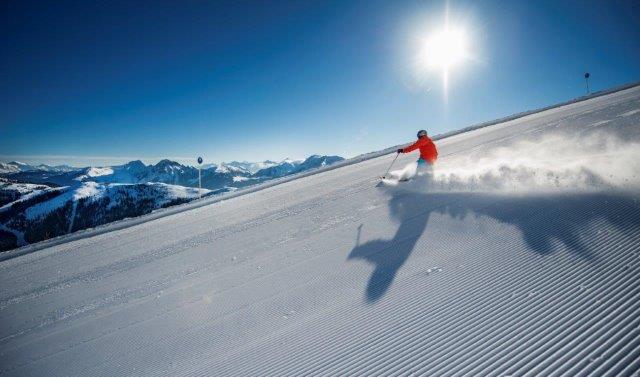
382, 152, 400, 179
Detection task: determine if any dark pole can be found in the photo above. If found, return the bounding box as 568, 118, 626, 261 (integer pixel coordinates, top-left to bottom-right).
197, 156, 203, 199
382, 153, 400, 179
584, 72, 590, 95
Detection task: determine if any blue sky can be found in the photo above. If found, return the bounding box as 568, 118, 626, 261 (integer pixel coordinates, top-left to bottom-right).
1, 0, 639, 166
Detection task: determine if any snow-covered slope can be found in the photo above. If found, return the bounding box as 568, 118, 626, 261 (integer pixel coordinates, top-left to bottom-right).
1, 85, 639, 376
0, 181, 210, 251
0, 179, 52, 207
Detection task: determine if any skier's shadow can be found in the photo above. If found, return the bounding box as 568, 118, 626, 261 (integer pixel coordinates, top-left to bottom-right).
348, 187, 640, 303
347, 191, 432, 303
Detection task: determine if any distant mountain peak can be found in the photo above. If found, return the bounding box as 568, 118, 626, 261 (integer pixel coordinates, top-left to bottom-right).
280, 158, 300, 164
155, 159, 182, 167
123, 160, 146, 171
125, 160, 146, 167
0, 161, 76, 174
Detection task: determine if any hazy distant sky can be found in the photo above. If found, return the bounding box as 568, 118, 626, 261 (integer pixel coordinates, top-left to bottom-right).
1, 0, 639, 166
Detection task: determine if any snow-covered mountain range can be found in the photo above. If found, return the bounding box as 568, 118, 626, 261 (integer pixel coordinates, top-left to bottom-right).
0, 155, 343, 190
0, 155, 343, 251
0, 161, 76, 174
0, 178, 213, 251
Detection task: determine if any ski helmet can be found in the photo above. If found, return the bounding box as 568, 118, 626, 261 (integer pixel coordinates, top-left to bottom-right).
417, 130, 428, 138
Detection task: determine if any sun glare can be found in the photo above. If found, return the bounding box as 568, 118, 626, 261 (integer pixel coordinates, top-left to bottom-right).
411, 5, 473, 102
420, 27, 468, 71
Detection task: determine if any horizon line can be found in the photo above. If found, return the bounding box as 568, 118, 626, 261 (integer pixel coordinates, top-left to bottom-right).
0, 154, 331, 168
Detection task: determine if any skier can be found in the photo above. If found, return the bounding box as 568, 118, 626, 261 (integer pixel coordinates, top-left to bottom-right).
387, 130, 438, 182
398, 129, 438, 165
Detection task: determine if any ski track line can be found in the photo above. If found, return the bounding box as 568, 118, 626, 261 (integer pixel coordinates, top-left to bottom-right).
438, 216, 640, 376
383, 241, 636, 376
313, 259, 608, 376
606, 347, 640, 377
330, 263, 632, 375
527, 285, 639, 375
571, 318, 639, 376
458, 280, 637, 376
472, 284, 637, 377
390, 220, 636, 376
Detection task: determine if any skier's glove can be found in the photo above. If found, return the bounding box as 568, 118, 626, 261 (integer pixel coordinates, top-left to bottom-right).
397, 149, 403, 154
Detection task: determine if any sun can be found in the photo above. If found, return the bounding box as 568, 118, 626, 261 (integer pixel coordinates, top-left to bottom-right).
411, 7, 472, 101
420, 26, 468, 71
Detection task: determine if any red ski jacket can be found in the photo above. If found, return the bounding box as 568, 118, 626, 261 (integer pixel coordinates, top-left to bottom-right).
402, 136, 438, 163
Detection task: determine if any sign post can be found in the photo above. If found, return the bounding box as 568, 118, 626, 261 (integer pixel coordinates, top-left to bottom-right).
584, 72, 590, 95
197, 156, 203, 199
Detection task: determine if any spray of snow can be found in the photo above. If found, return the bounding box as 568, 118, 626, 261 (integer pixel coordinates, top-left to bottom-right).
396, 131, 640, 193
385, 163, 419, 184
